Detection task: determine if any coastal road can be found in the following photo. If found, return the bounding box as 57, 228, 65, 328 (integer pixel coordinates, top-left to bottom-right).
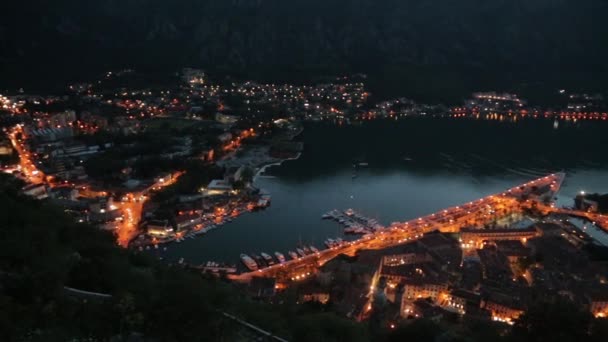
115, 171, 183, 247
229, 172, 565, 283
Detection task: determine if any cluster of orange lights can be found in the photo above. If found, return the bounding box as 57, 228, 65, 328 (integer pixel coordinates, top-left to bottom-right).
222, 128, 255, 152
451, 109, 608, 121
290, 272, 311, 281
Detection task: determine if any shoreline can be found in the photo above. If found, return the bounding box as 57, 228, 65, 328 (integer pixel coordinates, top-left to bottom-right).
253, 152, 302, 183
253, 123, 305, 182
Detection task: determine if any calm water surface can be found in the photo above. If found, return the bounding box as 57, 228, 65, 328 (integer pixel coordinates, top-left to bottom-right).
158, 118, 608, 264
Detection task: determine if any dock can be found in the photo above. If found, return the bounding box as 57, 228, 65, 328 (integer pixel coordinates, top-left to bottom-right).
323, 208, 384, 234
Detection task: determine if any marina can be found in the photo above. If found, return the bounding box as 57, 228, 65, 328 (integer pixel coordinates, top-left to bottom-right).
323, 208, 384, 235
134, 197, 272, 247
238, 239, 345, 271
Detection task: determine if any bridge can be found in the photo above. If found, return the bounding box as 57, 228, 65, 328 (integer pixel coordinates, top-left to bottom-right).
229, 172, 566, 283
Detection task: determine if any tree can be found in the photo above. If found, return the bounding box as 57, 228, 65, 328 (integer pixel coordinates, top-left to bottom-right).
291, 313, 369, 342
509, 299, 593, 342
387, 319, 442, 342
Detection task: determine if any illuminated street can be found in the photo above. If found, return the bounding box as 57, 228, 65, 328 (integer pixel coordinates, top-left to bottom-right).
8, 126, 45, 184
114, 172, 182, 247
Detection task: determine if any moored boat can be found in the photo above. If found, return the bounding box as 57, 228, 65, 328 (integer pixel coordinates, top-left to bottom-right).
288, 251, 299, 260
261, 252, 275, 265
240, 254, 258, 271
252, 254, 267, 267
274, 252, 286, 263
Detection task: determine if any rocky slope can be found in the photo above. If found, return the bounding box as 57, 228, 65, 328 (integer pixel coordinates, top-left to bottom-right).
1, 0, 607, 90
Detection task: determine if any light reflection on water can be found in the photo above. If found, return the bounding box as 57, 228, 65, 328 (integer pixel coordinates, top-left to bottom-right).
156, 119, 608, 264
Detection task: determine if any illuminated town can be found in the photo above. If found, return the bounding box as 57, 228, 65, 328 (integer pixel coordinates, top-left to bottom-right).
4, 1, 608, 340
2, 69, 608, 340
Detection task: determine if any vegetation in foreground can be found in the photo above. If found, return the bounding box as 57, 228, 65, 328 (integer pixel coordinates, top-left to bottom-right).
0, 174, 367, 341
1, 173, 607, 341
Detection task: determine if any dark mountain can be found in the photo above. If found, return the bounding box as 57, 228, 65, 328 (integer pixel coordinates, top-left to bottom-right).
2, 0, 607, 94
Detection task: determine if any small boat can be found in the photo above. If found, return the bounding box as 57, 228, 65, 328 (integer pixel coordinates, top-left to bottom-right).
296, 248, 306, 257
252, 254, 267, 267
310, 246, 319, 253
302, 246, 312, 255
358, 162, 369, 167
274, 252, 286, 263
178, 257, 184, 264
240, 254, 258, 271
288, 251, 299, 260
261, 252, 275, 265
322, 213, 333, 219
325, 239, 335, 248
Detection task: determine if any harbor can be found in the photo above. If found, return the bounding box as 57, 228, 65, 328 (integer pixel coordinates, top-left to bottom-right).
150, 121, 608, 268
234, 208, 378, 272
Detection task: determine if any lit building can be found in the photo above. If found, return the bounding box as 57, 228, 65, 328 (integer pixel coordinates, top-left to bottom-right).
175, 213, 202, 230
481, 292, 524, 324
21, 183, 48, 200
444, 289, 481, 315
382, 245, 432, 267
460, 227, 540, 248
588, 290, 608, 318
403, 299, 445, 321
147, 220, 175, 238
402, 278, 448, 301
302, 293, 330, 304
0, 140, 12, 155
204, 179, 233, 196
46, 110, 76, 128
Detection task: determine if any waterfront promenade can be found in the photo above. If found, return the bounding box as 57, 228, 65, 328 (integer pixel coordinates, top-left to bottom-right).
230, 173, 566, 282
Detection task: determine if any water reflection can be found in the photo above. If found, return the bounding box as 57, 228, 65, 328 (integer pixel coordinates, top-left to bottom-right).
159, 118, 608, 264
